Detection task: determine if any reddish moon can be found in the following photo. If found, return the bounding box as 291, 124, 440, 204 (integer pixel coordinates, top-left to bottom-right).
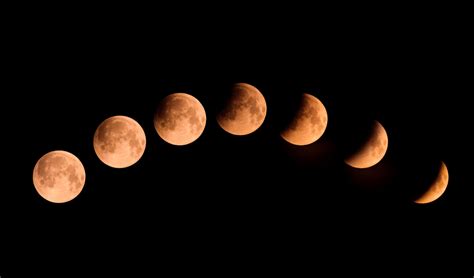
345, 120, 388, 169
154, 93, 206, 146
93, 115, 146, 168
32, 150, 86, 203
281, 93, 328, 146
217, 83, 267, 135
415, 161, 449, 204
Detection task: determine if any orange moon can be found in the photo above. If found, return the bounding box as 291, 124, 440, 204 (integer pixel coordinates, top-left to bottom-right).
217, 83, 267, 135
154, 93, 206, 146
415, 161, 449, 204
280, 93, 328, 146
345, 120, 388, 169
32, 151, 85, 203
93, 115, 146, 168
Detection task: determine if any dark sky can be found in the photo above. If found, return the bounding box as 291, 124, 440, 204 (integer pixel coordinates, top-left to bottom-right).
2, 17, 472, 275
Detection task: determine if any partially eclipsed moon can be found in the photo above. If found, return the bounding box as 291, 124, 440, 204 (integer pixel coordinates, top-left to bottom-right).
154, 93, 207, 146
217, 83, 267, 135
415, 161, 449, 204
345, 120, 388, 169
281, 93, 328, 146
32, 151, 86, 203
93, 115, 146, 168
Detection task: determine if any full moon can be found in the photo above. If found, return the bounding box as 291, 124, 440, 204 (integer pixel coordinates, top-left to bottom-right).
345, 120, 388, 169
415, 161, 449, 204
217, 83, 267, 135
154, 93, 206, 146
32, 150, 85, 203
280, 93, 328, 146
93, 115, 146, 168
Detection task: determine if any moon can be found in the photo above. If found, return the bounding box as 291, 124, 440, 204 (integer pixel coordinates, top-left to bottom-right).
344, 120, 388, 169
32, 151, 86, 203
280, 93, 328, 146
217, 83, 267, 135
154, 93, 206, 146
415, 161, 449, 204
93, 115, 146, 168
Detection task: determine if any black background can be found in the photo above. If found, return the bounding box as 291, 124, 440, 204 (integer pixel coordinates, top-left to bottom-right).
2, 9, 472, 275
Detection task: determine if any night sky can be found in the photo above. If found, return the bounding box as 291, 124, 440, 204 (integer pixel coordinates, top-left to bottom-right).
2, 18, 472, 275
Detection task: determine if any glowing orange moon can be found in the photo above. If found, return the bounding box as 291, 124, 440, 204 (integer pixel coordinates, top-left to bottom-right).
154, 93, 206, 146
345, 120, 388, 169
32, 150, 86, 203
281, 93, 328, 146
217, 83, 267, 135
415, 161, 449, 204
93, 115, 146, 168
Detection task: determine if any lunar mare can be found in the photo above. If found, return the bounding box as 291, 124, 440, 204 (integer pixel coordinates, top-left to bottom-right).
154, 93, 206, 145
345, 120, 388, 169
32, 151, 86, 203
217, 83, 267, 135
415, 161, 449, 204
281, 93, 328, 146
93, 115, 146, 168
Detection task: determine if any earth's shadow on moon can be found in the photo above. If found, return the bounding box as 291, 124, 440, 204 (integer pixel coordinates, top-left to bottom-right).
336, 119, 379, 159
272, 92, 319, 133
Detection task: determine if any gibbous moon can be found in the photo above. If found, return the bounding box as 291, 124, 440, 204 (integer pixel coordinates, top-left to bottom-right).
415, 161, 449, 204
281, 93, 328, 146
32, 151, 85, 203
345, 120, 388, 169
93, 115, 146, 168
217, 83, 267, 135
154, 93, 206, 146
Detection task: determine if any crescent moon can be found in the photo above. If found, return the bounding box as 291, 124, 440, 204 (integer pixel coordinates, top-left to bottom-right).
280, 93, 328, 146
345, 120, 388, 169
415, 161, 449, 204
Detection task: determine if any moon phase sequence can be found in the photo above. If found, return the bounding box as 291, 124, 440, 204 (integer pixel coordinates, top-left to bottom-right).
94, 116, 146, 168
217, 83, 267, 135
281, 93, 328, 146
345, 121, 388, 169
415, 161, 449, 204
31, 89, 450, 206
154, 93, 207, 146
33, 151, 86, 203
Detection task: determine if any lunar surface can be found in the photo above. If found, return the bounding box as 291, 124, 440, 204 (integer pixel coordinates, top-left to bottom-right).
415, 161, 449, 204
154, 93, 206, 145
345, 120, 388, 169
217, 83, 267, 135
93, 115, 146, 168
32, 150, 86, 203
281, 93, 328, 146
